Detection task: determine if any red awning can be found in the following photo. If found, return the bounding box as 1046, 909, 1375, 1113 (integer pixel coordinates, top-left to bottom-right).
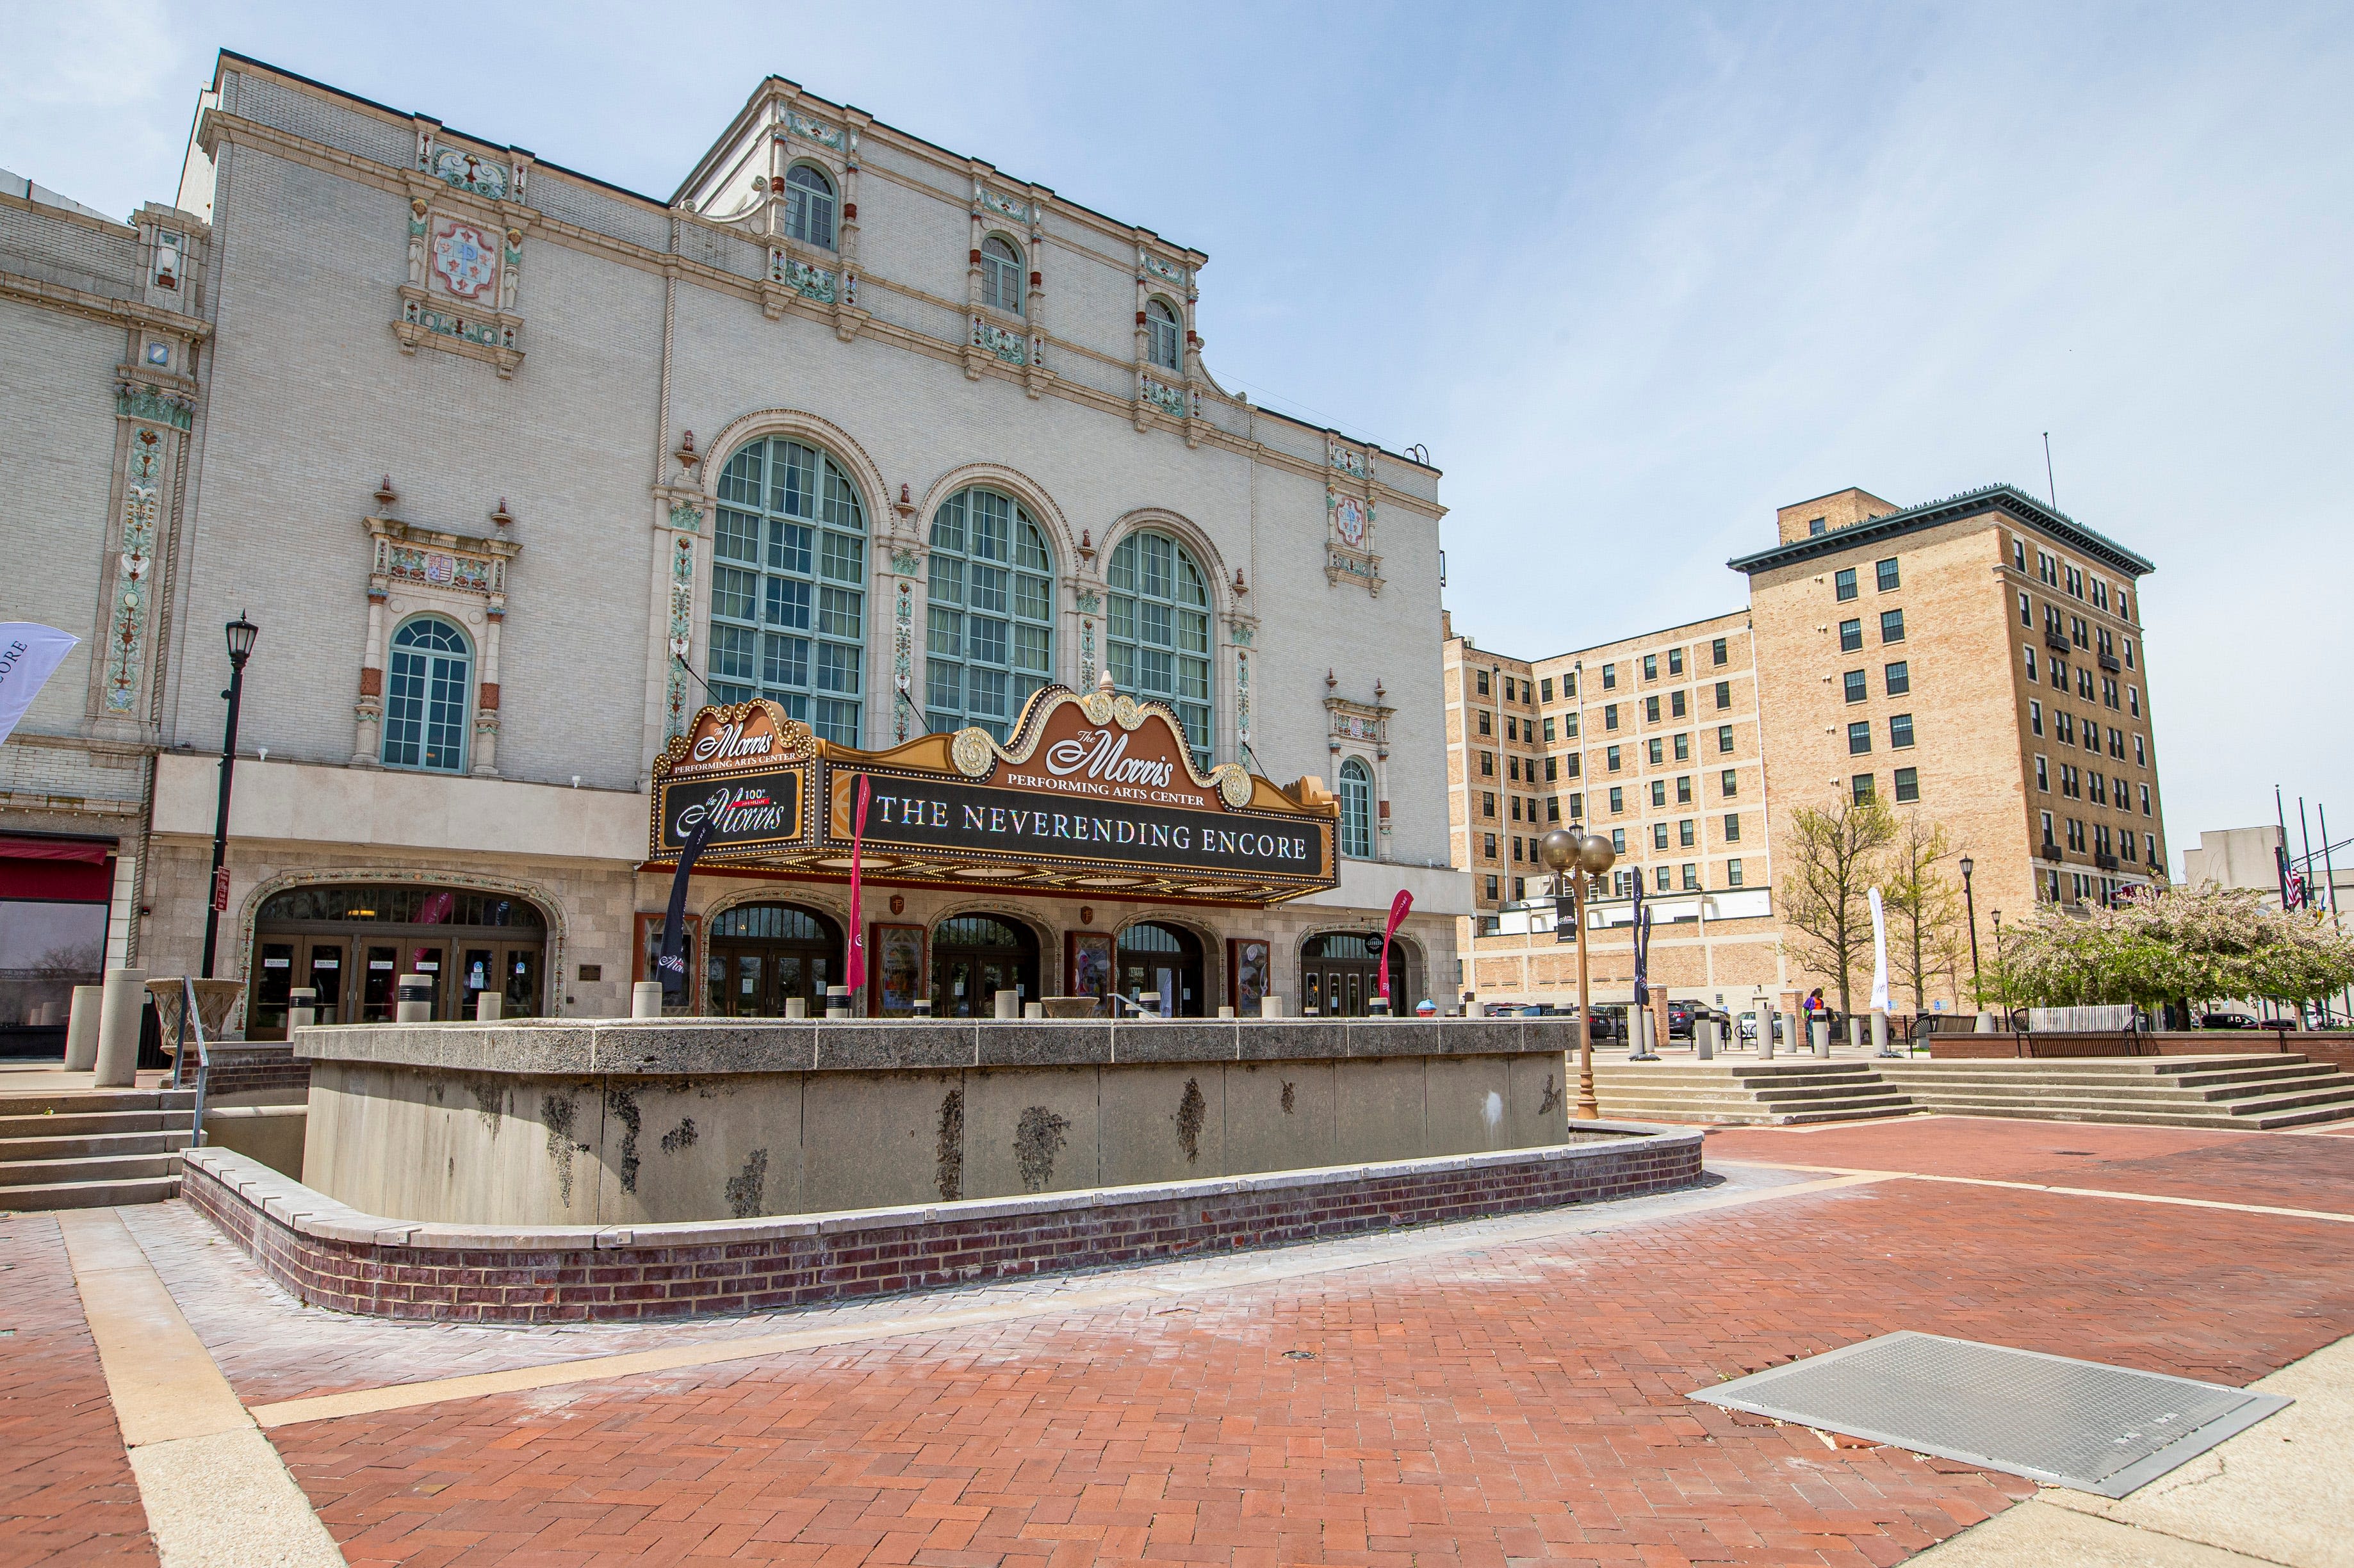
0, 835, 117, 863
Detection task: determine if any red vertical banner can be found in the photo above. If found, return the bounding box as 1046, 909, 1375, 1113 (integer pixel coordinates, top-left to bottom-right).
212, 865, 231, 913
844, 773, 872, 997
1378, 888, 1412, 1008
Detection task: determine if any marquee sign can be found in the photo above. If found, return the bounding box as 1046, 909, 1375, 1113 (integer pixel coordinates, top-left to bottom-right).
648, 687, 1339, 906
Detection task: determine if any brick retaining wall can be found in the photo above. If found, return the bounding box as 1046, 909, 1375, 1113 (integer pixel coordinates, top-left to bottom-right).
1927, 1031, 2318, 1060
180, 1129, 1702, 1324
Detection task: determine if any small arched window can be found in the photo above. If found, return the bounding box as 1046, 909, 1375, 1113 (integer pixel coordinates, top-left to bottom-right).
1107, 530, 1212, 769
980, 235, 1024, 316
783, 164, 835, 250
382, 617, 471, 774
927, 489, 1056, 740
1339, 757, 1374, 858
1146, 298, 1181, 370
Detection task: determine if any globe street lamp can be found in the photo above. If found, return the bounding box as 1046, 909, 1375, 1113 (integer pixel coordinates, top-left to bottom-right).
1539, 824, 1615, 1120
1958, 854, 1982, 1018
1990, 908, 2008, 1029
200, 614, 259, 978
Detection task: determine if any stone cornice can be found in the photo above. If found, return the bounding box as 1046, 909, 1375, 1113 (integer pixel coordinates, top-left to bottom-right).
0, 270, 214, 340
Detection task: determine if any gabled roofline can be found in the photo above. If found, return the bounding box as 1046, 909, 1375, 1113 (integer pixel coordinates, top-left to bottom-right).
1727, 482, 2155, 578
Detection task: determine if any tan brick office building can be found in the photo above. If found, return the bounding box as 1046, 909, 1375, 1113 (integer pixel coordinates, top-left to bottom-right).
1444, 482, 2164, 1016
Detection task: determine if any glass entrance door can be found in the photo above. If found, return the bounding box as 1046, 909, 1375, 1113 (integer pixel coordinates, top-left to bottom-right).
360, 945, 400, 1022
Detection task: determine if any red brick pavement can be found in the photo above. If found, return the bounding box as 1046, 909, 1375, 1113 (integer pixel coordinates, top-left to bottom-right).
266, 1164, 2354, 1566
1706, 1116, 2354, 1213
0, 1213, 154, 1567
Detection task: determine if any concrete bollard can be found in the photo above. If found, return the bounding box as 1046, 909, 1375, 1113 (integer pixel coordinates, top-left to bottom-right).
1848, 1017, 1863, 1053
786, 996, 808, 1019
1217, 1005, 1234, 1019
288, 986, 318, 1033
65, 984, 104, 1072
826, 984, 851, 1019
1758, 1003, 1776, 1060
1974, 1009, 2000, 1033
1811, 1017, 1830, 1057
396, 974, 434, 1023
94, 968, 147, 1087
1259, 993, 1287, 1018
993, 988, 1020, 1020
1695, 1018, 1715, 1060
474, 989, 502, 1022
1631, 1009, 1660, 1061
910, 998, 931, 1018
1872, 1008, 1893, 1057
1026, 1001, 1044, 1019
632, 981, 664, 1018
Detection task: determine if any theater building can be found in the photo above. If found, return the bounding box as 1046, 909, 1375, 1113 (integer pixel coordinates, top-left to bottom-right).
8, 52, 1466, 1028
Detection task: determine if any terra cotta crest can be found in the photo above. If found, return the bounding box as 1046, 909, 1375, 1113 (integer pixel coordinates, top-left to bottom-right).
432, 220, 498, 300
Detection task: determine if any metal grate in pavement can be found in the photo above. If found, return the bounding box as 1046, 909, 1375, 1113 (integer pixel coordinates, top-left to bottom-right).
1690, 1330, 2290, 1497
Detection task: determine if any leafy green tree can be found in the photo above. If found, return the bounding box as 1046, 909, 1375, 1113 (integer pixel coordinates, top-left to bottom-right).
1883, 812, 1970, 1013
1984, 884, 2354, 1012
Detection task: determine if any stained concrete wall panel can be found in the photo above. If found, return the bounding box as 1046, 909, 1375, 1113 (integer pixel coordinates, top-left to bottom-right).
799, 1069, 957, 1212
1425, 1054, 1514, 1156
600, 1074, 807, 1224
1224, 1059, 1336, 1175
1095, 1063, 1224, 1188
1332, 1055, 1427, 1165
959, 1065, 1101, 1200
1505, 1050, 1569, 1149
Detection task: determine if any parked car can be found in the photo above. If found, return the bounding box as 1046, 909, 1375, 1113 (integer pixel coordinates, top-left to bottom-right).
1737, 1011, 1758, 1042
1664, 1000, 1697, 1040
2200, 1011, 2262, 1030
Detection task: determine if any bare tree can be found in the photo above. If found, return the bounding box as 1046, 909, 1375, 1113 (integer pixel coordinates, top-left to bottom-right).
1778, 794, 1899, 1015
1882, 812, 1969, 1014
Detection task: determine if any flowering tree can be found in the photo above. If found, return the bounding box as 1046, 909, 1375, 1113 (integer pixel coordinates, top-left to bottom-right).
1984, 884, 2354, 1011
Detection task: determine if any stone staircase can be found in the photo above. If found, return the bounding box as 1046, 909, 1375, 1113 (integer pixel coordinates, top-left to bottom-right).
1587, 1059, 1918, 1126
0, 1087, 195, 1210
1873, 1055, 2354, 1131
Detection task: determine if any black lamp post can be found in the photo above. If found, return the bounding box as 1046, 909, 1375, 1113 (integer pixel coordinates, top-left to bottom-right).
199, 614, 259, 978
1991, 908, 2006, 1027
1958, 854, 1981, 1014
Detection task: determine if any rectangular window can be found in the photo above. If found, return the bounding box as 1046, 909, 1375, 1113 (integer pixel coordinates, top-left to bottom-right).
1482, 833, 1496, 858
1848, 721, 1872, 755
1893, 767, 1919, 803
1712, 637, 1728, 666
2036, 755, 2049, 791
1544, 756, 1558, 781
1611, 828, 1626, 854
1724, 812, 1740, 842
1890, 713, 1914, 748
2124, 638, 2136, 669
2146, 832, 2159, 865
1884, 660, 1909, 696
1840, 619, 1863, 652
1647, 738, 1664, 766
1656, 867, 1672, 892
1653, 823, 1669, 851
1876, 557, 1899, 591
1644, 696, 1660, 724
1604, 703, 1619, 730
2134, 734, 2146, 767
1601, 664, 1617, 689
1726, 858, 1744, 887
1510, 796, 1522, 821
1505, 715, 1518, 741
2020, 590, 2032, 627
2068, 819, 2086, 852
1673, 732, 1690, 761
1721, 769, 1737, 796
1512, 837, 1523, 863
1679, 819, 1696, 848
2025, 646, 2038, 680
1843, 669, 1867, 703
1508, 756, 1521, 782
1542, 716, 1556, 742
817, 586, 862, 640
1676, 776, 1693, 804
1649, 779, 1666, 807
2103, 677, 2120, 709
1714, 680, 1731, 709
1565, 713, 1580, 739
2059, 711, 2074, 744
2030, 699, 2043, 736
1482, 792, 1495, 818
1668, 648, 1685, 675
1642, 653, 1658, 681
1671, 690, 1687, 719
2128, 685, 2141, 717
2014, 539, 2027, 573
1548, 797, 1560, 822
1564, 755, 1580, 778
2041, 811, 2054, 845
1835, 567, 1858, 601
1476, 669, 1489, 696
1480, 752, 1493, 776
1478, 710, 1491, 736
1717, 724, 1734, 753
1606, 746, 1621, 771
1484, 875, 1498, 901
1852, 773, 1875, 804
1569, 792, 1583, 819
1609, 787, 1623, 813
1540, 676, 1553, 701
2141, 783, 2152, 816
1881, 608, 1905, 642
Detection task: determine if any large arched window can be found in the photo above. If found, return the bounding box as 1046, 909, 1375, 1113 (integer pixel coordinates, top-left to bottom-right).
1107, 530, 1212, 769
927, 489, 1054, 740
1146, 297, 1181, 370
382, 617, 471, 773
783, 164, 835, 249
710, 436, 867, 746
979, 235, 1024, 316
1339, 756, 1374, 858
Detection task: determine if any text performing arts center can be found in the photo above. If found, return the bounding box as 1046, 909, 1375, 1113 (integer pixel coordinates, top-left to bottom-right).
124, 53, 1467, 1033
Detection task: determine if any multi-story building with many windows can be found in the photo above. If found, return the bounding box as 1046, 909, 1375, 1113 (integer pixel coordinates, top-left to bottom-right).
1444, 482, 2164, 1017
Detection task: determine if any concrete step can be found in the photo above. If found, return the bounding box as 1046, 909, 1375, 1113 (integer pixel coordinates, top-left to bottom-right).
0, 1089, 197, 1118
0, 1152, 182, 1189
0, 1109, 191, 1139
0, 1174, 180, 1210
1899, 1098, 2351, 1132
0, 1129, 193, 1164
1594, 1097, 1918, 1127
2193, 1077, 2354, 1109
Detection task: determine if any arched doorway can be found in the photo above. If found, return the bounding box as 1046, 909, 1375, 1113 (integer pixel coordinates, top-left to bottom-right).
249, 883, 548, 1036
1301, 931, 1412, 1018
705, 902, 841, 1017
1118, 921, 1206, 1018
931, 915, 1039, 1017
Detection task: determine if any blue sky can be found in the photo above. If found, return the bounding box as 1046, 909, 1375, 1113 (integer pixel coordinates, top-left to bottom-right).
5, 1, 2348, 875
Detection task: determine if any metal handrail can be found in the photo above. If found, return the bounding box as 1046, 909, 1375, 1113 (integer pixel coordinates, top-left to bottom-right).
179, 976, 212, 1149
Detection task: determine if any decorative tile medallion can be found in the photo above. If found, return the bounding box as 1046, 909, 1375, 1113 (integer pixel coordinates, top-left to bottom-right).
787, 111, 844, 150
770, 252, 837, 303
1327, 440, 1369, 478
1332, 494, 1368, 547
432, 220, 498, 300
893, 584, 913, 742
667, 500, 704, 532
972, 320, 1026, 364
1074, 589, 1101, 614
1141, 377, 1186, 418
115, 386, 192, 432
666, 535, 696, 739
1143, 254, 1184, 284
977, 186, 1030, 221
429, 148, 509, 200
401, 298, 516, 351
1236, 650, 1251, 746
1079, 617, 1097, 691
